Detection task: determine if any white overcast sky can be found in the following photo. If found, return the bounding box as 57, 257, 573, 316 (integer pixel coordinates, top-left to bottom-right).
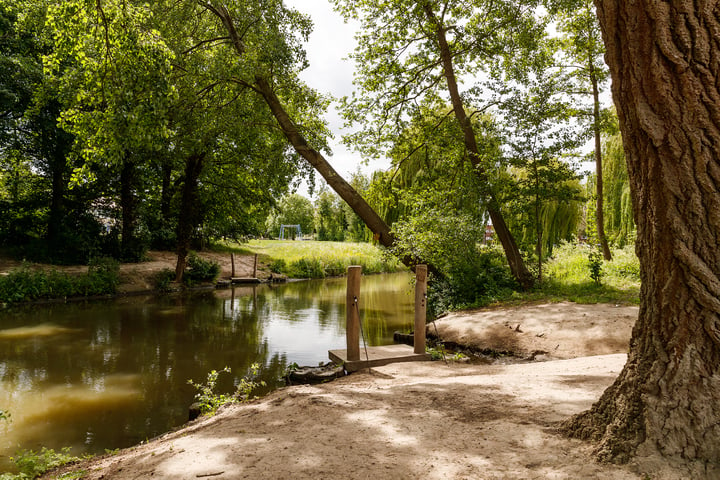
283, 0, 389, 198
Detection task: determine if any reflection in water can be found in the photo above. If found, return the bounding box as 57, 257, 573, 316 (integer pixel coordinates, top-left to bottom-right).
0, 272, 413, 472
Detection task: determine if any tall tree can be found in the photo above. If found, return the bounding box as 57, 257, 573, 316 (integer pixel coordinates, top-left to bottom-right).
564, 1, 720, 473
196, 0, 398, 252
501, 64, 583, 280
549, 0, 613, 260
47, 0, 175, 261
334, 0, 544, 288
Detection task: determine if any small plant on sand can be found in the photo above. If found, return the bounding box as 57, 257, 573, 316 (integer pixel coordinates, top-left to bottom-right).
0, 447, 82, 480
188, 364, 266, 416
0, 409, 9, 422
588, 250, 604, 284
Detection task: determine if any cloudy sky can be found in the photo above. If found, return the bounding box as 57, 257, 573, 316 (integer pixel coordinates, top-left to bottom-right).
283, 1, 390, 197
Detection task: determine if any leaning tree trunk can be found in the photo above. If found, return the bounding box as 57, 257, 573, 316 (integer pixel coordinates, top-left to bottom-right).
253, 77, 395, 249
564, 1, 720, 471
423, 3, 534, 289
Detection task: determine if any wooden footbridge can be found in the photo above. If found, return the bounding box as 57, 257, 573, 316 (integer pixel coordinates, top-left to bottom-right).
328, 265, 430, 372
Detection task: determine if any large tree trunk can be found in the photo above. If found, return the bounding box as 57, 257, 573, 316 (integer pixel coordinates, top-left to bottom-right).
564, 1, 720, 472
422, 3, 534, 289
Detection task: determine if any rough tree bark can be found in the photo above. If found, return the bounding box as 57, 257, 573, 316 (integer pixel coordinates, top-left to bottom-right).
422, 3, 534, 289
563, 1, 720, 473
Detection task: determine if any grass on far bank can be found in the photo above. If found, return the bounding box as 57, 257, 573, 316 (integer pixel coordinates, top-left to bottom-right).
498, 243, 641, 306
218, 239, 403, 278
218, 239, 639, 306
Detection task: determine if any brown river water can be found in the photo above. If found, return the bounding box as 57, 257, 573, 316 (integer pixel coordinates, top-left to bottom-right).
0, 272, 414, 473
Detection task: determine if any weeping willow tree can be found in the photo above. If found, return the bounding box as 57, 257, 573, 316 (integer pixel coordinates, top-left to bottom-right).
365, 103, 501, 234
504, 167, 584, 266
585, 131, 635, 248
602, 133, 634, 246
365, 105, 517, 311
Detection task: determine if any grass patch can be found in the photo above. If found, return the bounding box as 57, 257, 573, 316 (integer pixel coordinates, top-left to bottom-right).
230, 240, 403, 278
498, 243, 640, 305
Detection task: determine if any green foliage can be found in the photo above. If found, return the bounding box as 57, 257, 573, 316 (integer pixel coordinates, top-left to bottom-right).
268, 258, 286, 274
188, 364, 266, 416
499, 60, 584, 277
0, 409, 9, 422
518, 242, 640, 304
601, 129, 636, 246
388, 201, 517, 315
183, 253, 220, 286
0, 258, 119, 303
588, 250, 603, 284
0, 447, 81, 480
266, 194, 315, 239
602, 245, 640, 280
288, 258, 325, 279
426, 345, 467, 362
314, 188, 346, 241
153, 268, 176, 292
241, 239, 400, 279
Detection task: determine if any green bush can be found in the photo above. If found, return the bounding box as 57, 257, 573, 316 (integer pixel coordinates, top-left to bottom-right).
0, 258, 119, 304
588, 251, 604, 285
188, 364, 266, 416
183, 253, 220, 285
153, 268, 176, 292
268, 258, 286, 273
428, 246, 517, 316
288, 258, 325, 278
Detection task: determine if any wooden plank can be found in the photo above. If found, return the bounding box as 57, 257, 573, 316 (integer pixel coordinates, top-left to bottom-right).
230, 277, 261, 284
346, 266, 362, 362
328, 344, 430, 372
414, 264, 428, 354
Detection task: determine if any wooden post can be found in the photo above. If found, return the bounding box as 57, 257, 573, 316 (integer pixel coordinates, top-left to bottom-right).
253, 253, 258, 278
414, 265, 428, 354
346, 266, 362, 361
231, 253, 236, 278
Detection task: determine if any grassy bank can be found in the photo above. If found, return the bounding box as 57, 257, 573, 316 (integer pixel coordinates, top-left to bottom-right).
0, 258, 120, 304
500, 243, 640, 306
221, 239, 639, 304
221, 240, 403, 279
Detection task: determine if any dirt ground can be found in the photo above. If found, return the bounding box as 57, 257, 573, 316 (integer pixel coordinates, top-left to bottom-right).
3, 254, 688, 479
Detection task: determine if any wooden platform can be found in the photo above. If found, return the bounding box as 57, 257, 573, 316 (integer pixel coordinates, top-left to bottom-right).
328, 344, 431, 372
231, 277, 261, 284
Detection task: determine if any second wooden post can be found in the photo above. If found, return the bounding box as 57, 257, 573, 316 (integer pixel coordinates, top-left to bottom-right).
346, 265, 362, 361
414, 265, 428, 354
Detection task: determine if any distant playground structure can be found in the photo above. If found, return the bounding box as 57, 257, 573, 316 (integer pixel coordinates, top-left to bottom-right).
279, 224, 303, 240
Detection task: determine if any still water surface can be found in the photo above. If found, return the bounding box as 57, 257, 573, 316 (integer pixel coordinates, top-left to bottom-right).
0, 272, 414, 471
